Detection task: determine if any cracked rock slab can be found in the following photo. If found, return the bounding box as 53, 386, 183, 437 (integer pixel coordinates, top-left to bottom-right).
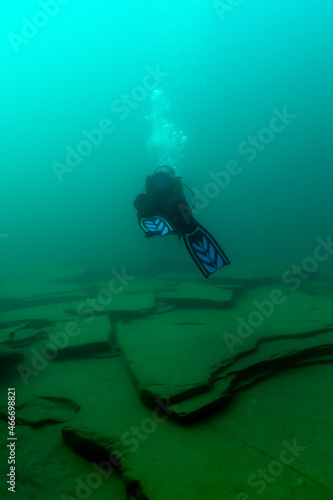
155, 283, 232, 308
0, 346, 24, 365
0, 395, 80, 427
116, 287, 333, 420
41, 315, 113, 361
61, 425, 149, 500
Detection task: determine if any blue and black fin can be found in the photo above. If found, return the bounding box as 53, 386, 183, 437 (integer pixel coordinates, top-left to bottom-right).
182, 223, 230, 278
140, 216, 175, 237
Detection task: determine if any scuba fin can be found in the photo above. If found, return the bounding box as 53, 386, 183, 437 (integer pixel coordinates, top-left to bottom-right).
182, 222, 230, 278
140, 216, 176, 237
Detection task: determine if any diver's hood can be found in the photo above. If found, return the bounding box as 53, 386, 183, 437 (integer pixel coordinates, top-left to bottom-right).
152, 165, 175, 191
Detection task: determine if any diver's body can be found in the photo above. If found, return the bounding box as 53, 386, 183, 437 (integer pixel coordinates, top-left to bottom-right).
134, 167, 197, 237
134, 166, 230, 277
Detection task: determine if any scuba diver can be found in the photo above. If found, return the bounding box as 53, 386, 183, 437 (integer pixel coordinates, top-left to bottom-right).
133, 165, 230, 278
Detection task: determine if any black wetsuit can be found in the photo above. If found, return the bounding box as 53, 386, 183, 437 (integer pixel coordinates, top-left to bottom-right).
134, 173, 196, 238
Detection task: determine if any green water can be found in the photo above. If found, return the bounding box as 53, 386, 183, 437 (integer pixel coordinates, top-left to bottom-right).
1, 3, 333, 499
1, 0, 332, 277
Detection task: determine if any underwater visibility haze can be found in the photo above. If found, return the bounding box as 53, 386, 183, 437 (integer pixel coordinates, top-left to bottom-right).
1, 1, 333, 499
0, 0, 332, 276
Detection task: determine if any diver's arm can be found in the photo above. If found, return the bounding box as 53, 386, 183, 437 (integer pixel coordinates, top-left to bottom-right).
133, 193, 147, 211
